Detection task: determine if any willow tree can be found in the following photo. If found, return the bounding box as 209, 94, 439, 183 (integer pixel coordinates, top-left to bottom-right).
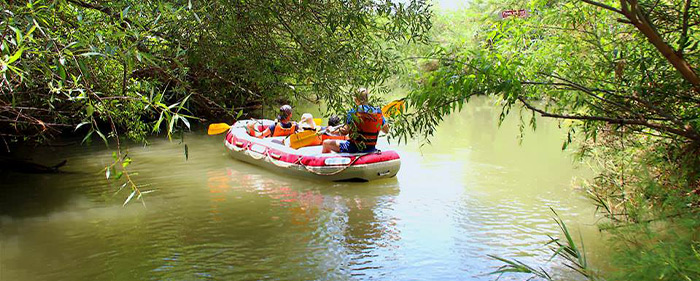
395, 0, 699, 279
1, 0, 431, 205
0, 0, 431, 149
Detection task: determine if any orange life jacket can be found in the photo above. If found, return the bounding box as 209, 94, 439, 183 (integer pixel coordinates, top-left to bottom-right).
350, 111, 383, 148
295, 131, 348, 149
272, 122, 297, 137
247, 123, 269, 138
321, 134, 348, 141
305, 134, 347, 147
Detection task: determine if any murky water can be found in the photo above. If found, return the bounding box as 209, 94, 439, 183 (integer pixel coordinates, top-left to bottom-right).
0, 97, 608, 280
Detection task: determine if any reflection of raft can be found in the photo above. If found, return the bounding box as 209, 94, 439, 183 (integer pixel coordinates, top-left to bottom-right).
224, 120, 401, 182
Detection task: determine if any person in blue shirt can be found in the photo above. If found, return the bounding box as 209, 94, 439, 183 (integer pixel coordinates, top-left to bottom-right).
322, 88, 388, 153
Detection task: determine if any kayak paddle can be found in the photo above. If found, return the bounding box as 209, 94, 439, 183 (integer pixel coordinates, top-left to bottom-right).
208, 123, 231, 135
289, 130, 319, 149
382, 99, 406, 118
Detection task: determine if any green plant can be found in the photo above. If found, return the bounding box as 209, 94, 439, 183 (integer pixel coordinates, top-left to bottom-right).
490, 208, 599, 281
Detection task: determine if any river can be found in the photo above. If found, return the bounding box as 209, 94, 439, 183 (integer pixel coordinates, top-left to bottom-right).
0, 97, 609, 280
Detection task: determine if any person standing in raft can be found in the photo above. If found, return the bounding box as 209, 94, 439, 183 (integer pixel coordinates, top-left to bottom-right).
247, 105, 298, 138
322, 88, 388, 153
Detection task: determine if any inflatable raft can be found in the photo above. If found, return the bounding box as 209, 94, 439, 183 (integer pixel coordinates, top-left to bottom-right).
223, 120, 401, 181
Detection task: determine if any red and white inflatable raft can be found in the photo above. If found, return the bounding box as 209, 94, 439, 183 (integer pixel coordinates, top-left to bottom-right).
224, 120, 401, 181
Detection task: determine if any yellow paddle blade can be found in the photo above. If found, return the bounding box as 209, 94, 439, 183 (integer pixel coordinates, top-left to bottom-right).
313, 118, 322, 126
382, 99, 406, 117
289, 130, 318, 149
207, 123, 231, 135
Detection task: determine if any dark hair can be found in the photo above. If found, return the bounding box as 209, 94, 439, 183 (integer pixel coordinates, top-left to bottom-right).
278, 105, 292, 120
328, 115, 341, 127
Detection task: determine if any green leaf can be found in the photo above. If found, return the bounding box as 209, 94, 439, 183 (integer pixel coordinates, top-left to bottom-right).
81, 130, 94, 144
26, 24, 36, 39
116, 182, 127, 193
10, 26, 22, 45
57, 63, 66, 81
184, 144, 189, 161
105, 167, 111, 179
123, 190, 136, 206
123, 157, 132, 166
153, 112, 164, 133
177, 94, 191, 112
74, 121, 90, 131
180, 116, 190, 129
79, 52, 104, 57
121, 6, 131, 20
7, 48, 24, 64
86, 104, 94, 116
78, 60, 89, 77
169, 114, 177, 135
94, 129, 109, 147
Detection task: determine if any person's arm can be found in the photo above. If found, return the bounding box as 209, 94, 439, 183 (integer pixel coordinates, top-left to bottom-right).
260, 124, 274, 137
380, 116, 389, 134
261, 128, 271, 137
338, 124, 350, 135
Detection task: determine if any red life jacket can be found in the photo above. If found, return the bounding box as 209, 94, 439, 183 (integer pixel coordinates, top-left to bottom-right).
272, 122, 297, 137
350, 111, 383, 148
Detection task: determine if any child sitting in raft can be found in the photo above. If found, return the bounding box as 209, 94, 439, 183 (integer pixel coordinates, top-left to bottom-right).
299, 113, 317, 131
322, 115, 342, 136
247, 105, 298, 138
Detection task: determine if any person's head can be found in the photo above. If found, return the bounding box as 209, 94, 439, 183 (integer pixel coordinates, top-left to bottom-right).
328, 115, 341, 127
299, 113, 316, 130
278, 105, 293, 122
354, 88, 369, 105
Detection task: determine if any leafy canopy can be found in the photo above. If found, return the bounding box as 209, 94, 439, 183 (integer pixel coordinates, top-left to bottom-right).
0, 0, 432, 147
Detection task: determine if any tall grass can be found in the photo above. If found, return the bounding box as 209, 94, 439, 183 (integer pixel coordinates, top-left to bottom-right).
489, 208, 599, 281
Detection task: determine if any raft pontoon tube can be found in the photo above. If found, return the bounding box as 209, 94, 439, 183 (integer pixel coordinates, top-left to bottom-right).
224, 120, 401, 181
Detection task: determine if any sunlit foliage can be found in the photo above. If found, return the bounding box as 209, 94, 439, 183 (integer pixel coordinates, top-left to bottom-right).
391, 0, 700, 279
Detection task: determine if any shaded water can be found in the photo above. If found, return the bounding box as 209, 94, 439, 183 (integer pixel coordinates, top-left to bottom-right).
0, 97, 608, 280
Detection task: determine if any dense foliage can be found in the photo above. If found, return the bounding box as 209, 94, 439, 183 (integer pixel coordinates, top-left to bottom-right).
392, 0, 700, 279
0, 0, 431, 149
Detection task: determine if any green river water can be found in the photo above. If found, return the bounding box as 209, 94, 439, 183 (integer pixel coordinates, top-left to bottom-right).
0, 97, 609, 280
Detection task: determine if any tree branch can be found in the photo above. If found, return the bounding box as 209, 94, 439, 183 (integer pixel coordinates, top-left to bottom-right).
66, 0, 133, 28
678, 0, 692, 57
581, 0, 625, 15
517, 96, 699, 141
617, 0, 700, 87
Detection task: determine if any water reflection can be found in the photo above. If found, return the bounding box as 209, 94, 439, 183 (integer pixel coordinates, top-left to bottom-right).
202, 165, 402, 279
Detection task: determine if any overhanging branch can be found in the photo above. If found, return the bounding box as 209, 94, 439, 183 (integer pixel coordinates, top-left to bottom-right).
517, 96, 700, 141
